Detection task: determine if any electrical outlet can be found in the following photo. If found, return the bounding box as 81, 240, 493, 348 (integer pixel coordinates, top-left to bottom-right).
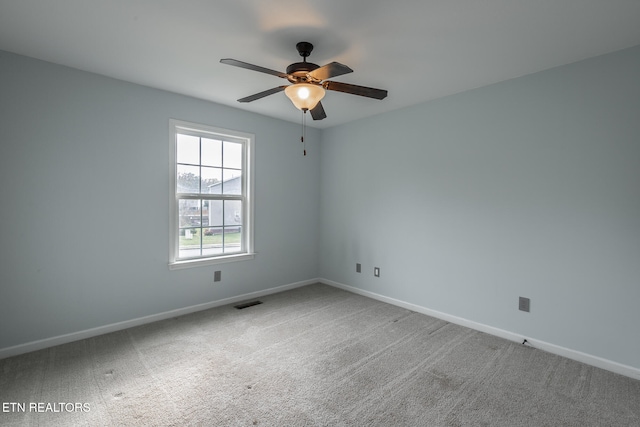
214, 271, 222, 282
356, 263, 361, 273
374, 267, 380, 277
519, 297, 530, 312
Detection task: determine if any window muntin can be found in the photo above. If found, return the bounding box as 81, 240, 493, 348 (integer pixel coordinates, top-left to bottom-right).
169, 120, 254, 268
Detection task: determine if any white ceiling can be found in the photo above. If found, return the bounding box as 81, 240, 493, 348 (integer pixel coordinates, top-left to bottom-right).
1, 1, 640, 129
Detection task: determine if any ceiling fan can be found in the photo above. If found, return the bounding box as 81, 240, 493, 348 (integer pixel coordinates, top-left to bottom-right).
220, 42, 388, 121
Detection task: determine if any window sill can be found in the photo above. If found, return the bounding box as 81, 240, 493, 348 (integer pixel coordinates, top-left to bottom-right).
169, 253, 255, 270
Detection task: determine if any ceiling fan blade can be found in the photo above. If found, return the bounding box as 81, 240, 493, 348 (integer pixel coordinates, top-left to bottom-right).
307, 62, 353, 81
238, 86, 287, 103
323, 81, 388, 100
220, 58, 288, 79
310, 101, 327, 120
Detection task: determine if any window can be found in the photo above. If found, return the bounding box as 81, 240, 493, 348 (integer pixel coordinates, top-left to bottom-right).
169, 119, 254, 269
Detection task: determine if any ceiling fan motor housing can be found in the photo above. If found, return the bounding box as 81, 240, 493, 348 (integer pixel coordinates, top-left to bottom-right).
286, 62, 320, 82
287, 41, 321, 83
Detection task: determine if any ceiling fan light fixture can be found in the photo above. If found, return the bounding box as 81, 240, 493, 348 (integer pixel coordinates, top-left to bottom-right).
284, 83, 325, 111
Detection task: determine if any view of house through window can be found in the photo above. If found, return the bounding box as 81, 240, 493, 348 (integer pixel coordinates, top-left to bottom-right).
170, 120, 254, 267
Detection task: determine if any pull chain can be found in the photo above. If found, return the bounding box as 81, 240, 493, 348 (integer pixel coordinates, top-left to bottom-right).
300, 109, 307, 156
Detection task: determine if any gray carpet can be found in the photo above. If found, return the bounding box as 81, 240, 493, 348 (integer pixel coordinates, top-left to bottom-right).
1, 283, 639, 426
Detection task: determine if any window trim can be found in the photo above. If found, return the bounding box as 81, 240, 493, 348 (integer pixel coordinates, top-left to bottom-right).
168, 119, 255, 269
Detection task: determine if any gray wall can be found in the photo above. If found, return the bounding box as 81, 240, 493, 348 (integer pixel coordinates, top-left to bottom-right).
319, 45, 640, 370
0, 51, 321, 349
2, 45, 640, 373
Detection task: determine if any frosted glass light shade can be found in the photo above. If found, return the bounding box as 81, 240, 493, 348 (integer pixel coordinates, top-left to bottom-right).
284, 83, 325, 111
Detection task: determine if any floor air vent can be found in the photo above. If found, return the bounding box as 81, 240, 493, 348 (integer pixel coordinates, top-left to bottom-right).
234, 300, 263, 310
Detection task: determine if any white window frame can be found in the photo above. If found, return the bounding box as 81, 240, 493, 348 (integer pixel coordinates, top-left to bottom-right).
169, 119, 255, 269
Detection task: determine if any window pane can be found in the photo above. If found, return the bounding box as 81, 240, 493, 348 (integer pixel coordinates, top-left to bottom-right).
180, 247, 201, 259
179, 199, 202, 227
179, 227, 202, 259
202, 138, 222, 167
201, 167, 222, 194
203, 225, 219, 238
201, 201, 210, 226
177, 164, 200, 193
177, 134, 200, 165
222, 169, 242, 195
202, 245, 224, 257
203, 226, 223, 257
207, 200, 223, 227
224, 141, 242, 169
224, 200, 242, 227
223, 227, 242, 253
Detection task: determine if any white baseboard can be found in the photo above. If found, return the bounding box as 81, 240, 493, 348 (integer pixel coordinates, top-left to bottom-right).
0, 278, 317, 360
320, 278, 640, 381
4, 277, 639, 381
